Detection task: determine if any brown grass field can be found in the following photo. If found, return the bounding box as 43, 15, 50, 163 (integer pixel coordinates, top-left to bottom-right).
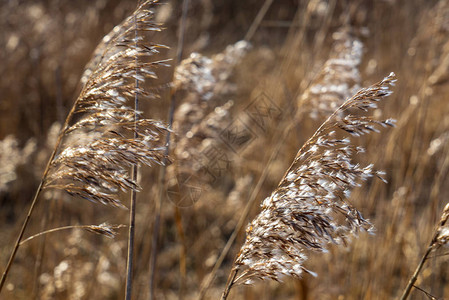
1, 0, 449, 299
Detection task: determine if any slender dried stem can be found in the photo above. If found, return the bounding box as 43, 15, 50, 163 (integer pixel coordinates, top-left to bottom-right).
412, 285, 438, 300
19, 224, 123, 245
399, 246, 433, 300
125, 13, 140, 300
0, 100, 78, 294
31, 210, 50, 299
0, 181, 45, 293
148, 1, 189, 299
221, 268, 238, 300
0, 64, 98, 290
125, 165, 138, 300
244, 0, 273, 41
400, 203, 449, 300
149, 192, 162, 300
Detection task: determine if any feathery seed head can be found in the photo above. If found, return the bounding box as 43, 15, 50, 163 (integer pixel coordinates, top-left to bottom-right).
43, 0, 170, 208
233, 73, 396, 284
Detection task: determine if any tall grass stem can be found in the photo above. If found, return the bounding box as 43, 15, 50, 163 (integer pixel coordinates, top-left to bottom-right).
125, 13, 140, 300
0, 99, 79, 294
148, 1, 189, 299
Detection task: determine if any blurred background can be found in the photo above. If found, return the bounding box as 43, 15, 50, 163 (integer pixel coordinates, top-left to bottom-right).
1, 0, 449, 299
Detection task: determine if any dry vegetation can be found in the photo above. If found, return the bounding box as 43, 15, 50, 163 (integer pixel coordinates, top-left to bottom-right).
1, 0, 449, 299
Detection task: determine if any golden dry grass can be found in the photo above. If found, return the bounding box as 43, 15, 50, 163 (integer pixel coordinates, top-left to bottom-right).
1, 0, 449, 299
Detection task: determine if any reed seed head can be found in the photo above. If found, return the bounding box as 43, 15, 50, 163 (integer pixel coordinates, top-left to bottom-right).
43, 0, 170, 208
233, 73, 396, 285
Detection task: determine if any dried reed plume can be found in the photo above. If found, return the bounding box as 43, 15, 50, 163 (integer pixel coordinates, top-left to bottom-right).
222, 73, 396, 299
166, 41, 250, 205
174, 40, 251, 103
0, 0, 169, 293
173, 41, 250, 136
298, 29, 363, 119
44, 0, 170, 208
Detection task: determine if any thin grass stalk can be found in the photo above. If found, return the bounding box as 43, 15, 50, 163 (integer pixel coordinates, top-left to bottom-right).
149, 194, 161, 300
31, 213, 49, 299
148, 1, 189, 299
309, 0, 336, 61
149, 185, 162, 300
125, 166, 138, 300
244, 0, 273, 41
0, 181, 45, 293
0, 100, 79, 294
400, 203, 449, 300
125, 13, 140, 300
412, 285, 438, 300
221, 268, 239, 300
174, 207, 187, 299
399, 246, 433, 300
172, 9, 190, 296
18, 224, 122, 245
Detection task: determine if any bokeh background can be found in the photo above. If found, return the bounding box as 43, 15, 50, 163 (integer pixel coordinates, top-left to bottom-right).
1, 0, 449, 299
